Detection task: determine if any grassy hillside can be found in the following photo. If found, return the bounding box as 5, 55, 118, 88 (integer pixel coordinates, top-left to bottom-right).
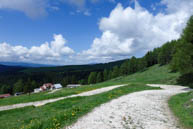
0, 64, 179, 106
104, 64, 180, 85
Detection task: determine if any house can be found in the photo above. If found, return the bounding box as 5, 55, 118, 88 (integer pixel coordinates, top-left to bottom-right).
67, 84, 81, 88
0, 94, 11, 99
34, 88, 42, 93
40, 83, 54, 91
54, 84, 63, 89
34, 83, 54, 93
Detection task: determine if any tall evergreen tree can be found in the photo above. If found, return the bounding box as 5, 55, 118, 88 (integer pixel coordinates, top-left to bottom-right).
158, 40, 177, 65
96, 72, 103, 83
103, 69, 108, 81
108, 70, 113, 80
13, 79, 24, 93
171, 16, 193, 87
88, 72, 97, 84
137, 58, 147, 71
0, 85, 10, 94
128, 56, 138, 74
171, 16, 193, 74
23, 78, 33, 94
120, 60, 129, 75
112, 66, 120, 78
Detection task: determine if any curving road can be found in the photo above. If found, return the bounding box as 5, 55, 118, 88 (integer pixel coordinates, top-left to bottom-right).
0, 84, 126, 111
67, 84, 190, 129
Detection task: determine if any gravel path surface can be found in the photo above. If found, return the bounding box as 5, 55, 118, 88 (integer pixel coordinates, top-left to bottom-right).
67, 84, 190, 129
0, 84, 126, 111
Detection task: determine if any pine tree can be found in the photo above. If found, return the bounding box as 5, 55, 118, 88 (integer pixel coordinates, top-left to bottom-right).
171, 16, 193, 74
112, 66, 119, 78
103, 69, 108, 81
13, 79, 24, 93
96, 72, 103, 83
120, 60, 129, 75
158, 40, 177, 65
128, 56, 138, 74
88, 72, 97, 84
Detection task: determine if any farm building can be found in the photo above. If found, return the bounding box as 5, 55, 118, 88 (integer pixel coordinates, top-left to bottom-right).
67, 84, 81, 88
34, 88, 42, 93
34, 83, 63, 93
0, 94, 11, 99
54, 84, 63, 89
40, 83, 54, 91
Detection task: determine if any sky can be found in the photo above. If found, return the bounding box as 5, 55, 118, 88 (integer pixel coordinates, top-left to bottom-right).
0, 0, 193, 65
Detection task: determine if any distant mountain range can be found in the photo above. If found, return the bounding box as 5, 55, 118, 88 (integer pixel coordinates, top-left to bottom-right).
0, 62, 55, 68
0, 59, 128, 74
0, 64, 25, 73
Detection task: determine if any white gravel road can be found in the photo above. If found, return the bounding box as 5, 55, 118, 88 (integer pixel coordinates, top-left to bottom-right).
0, 84, 126, 111
66, 84, 191, 129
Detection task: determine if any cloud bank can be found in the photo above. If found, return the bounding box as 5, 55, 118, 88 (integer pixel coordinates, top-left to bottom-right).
0, 34, 74, 64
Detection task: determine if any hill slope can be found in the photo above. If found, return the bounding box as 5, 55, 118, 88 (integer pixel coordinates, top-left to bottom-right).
104, 64, 180, 85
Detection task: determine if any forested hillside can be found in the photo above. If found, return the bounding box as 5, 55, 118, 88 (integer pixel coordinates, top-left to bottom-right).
0, 59, 126, 94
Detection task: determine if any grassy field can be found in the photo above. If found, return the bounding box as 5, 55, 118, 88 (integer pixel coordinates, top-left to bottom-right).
0, 84, 160, 129
0, 83, 123, 106
0, 64, 180, 106
169, 92, 193, 129
108, 64, 180, 85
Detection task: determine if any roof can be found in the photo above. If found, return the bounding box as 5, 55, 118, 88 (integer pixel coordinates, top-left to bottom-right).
54, 84, 63, 88
43, 83, 53, 87
0, 94, 11, 98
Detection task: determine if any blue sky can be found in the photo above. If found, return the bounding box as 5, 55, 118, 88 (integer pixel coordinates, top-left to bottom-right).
0, 0, 193, 65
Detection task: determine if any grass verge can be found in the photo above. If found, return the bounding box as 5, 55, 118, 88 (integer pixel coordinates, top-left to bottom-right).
169, 92, 193, 129
0, 83, 160, 129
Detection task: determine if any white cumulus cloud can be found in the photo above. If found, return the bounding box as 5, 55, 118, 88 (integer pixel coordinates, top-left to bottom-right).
0, 0, 48, 18
0, 34, 74, 64
79, 0, 193, 63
